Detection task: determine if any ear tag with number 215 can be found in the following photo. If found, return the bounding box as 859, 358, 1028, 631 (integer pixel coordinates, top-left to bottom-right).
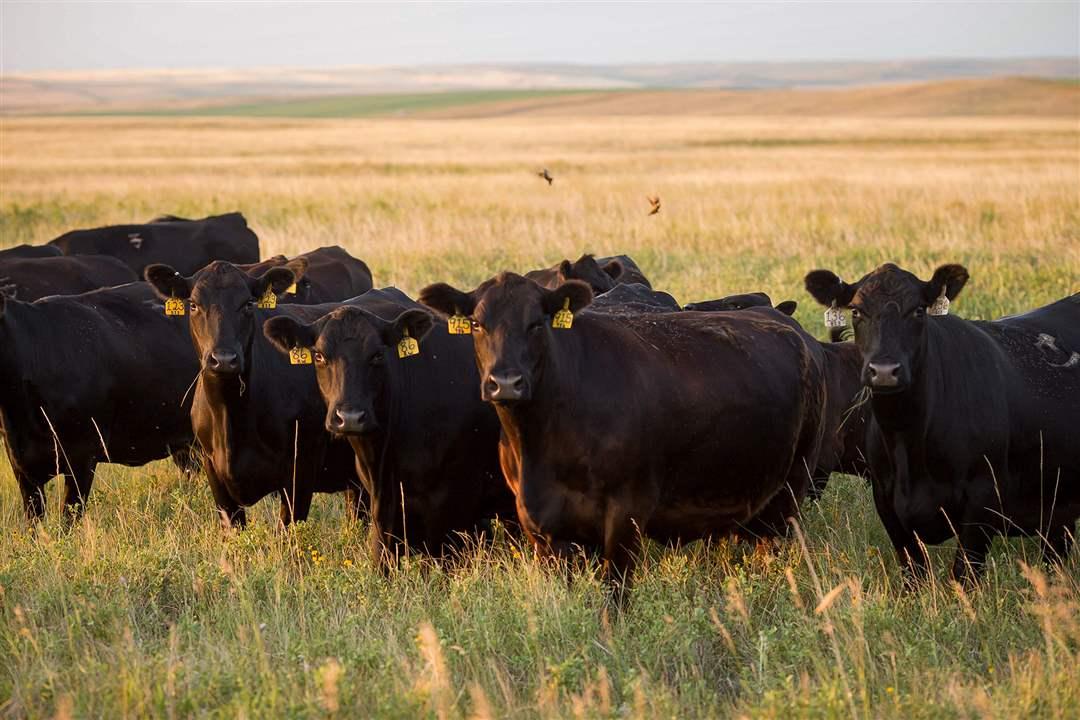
552, 297, 573, 329
397, 329, 420, 358
164, 297, 186, 317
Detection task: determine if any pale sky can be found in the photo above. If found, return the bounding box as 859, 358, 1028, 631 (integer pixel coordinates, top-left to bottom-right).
2, 1, 1077, 72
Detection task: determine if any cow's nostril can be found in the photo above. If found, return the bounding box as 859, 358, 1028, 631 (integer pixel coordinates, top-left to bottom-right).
485, 377, 499, 395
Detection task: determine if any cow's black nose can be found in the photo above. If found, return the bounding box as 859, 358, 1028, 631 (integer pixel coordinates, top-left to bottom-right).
207, 349, 240, 373
330, 407, 369, 434
484, 373, 527, 402
867, 362, 901, 388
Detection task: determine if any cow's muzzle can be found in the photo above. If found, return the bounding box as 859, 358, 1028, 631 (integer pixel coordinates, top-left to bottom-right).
866, 360, 904, 390
483, 372, 529, 403
205, 348, 241, 375
328, 406, 379, 435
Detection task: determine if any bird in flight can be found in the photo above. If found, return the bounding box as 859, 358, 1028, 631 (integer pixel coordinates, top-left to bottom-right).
647, 196, 661, 216
538, 168, 553, 185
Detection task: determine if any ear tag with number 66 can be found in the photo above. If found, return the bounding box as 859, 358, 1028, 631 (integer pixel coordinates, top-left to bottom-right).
448, 312, 471, 335
928, 287, 950, 316
823, 303, 846, 329
164, 297, 186, 317
397, 329, 420, 359
289, 347, 313, 365
257, 288, 278, 310
552, 297, 573, 329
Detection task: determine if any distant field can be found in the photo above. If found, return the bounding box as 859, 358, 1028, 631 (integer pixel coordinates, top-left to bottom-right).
17, 77, 1080, 119
1, 114, 1079, 718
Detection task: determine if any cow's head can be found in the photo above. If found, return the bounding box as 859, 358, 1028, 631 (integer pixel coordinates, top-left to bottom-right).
263, 306, 433, 435
684, 292, 798, 316
805, 263, 969, 392
146, 261, 298, 376
420, 273, 592, 405
556, 254, 621, 294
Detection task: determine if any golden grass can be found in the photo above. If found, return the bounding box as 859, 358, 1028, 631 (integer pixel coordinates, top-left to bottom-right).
0, 113, 1078, 718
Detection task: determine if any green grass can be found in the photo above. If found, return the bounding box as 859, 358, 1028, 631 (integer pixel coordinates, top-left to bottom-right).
69, 90, 601, 119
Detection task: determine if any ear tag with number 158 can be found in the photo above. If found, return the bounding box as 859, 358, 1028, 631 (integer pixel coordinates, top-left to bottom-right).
165, 297, 186, 317
552, 297, 573, 329
397, 329, 420, 358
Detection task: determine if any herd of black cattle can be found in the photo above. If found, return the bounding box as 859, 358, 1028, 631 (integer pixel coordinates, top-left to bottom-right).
1, 212, 1077, 591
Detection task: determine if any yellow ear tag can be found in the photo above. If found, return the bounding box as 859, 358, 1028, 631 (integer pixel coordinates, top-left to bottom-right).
552, 297, 573, 329
257, 288, 278, 309
285, 282, 298, 295
448, 312, 471, 335
397, 329, 420, 359
164, 297, 186, 316
289, 347, 313, 365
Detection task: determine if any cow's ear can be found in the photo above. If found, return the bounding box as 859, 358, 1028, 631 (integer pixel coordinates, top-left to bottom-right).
253, 267, 295, 299
380, 308, 435, 347
601, 258, 624, 281
419, 283, 476, 317
804, 269, 858, 308
925, 264, 969, 302
145, 264, 192, 300
285, 257, 309, 282
543, 279, 593, 315
557, 259, 574, 280
263, 315, 317, 356
776, 300, 798, 316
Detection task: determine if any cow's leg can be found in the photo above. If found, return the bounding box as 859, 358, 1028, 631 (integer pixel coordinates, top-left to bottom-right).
871, 479, 929, 587
602, 502, 643, 605
205, 464, 245, 529
951, 523, 992, 587
62, 460, 97, 522
279, 486, 313, 527
16, 471, 48, 521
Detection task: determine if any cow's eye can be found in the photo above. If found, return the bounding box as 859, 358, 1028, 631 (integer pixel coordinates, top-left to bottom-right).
913, 306, 927, 318
850, 307, 862, 319
370, 352, 384, 367
528, 320, 544, 334
470, 320, 483, 333
313, 351, 326, 365
189, 302, 200, 314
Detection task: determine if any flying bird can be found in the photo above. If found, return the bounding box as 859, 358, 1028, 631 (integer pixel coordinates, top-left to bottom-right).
538, 168, 553, 185
647, 196, 661, 216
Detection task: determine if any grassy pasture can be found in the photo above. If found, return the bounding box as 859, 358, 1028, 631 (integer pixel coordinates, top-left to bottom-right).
1, 112, 1079, 718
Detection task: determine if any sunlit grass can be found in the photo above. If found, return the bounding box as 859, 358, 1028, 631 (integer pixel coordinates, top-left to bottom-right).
0, 115, 1078, 718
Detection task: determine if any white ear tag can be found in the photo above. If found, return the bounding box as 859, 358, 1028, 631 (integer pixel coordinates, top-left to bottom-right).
823, 303, 846, 329
928, 287, 950, 316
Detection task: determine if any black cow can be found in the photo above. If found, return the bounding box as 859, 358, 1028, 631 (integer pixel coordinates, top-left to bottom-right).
589, 283, 681, 315
231, 246, 373, 305
49, 212, 260, 276
263, 301, 511, 565
685, 292, 798, 317
420, 273, 828, 591
0, 283, 198, 520
525, 254, 652, 294
0, 255, 138, 301
145, 261, 377, 527
806, 263, 1080, 584
0, 244, 62, 261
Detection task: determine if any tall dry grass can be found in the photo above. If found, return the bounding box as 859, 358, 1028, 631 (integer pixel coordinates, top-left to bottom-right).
0, 114, 1078, 718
